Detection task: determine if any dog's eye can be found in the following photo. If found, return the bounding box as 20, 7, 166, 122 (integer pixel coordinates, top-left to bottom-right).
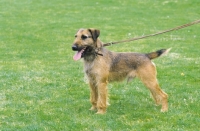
81, 35, 88, 40
75, 35, 77, 38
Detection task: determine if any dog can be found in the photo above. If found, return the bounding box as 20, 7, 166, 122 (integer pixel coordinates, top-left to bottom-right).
72, 28, 169, 114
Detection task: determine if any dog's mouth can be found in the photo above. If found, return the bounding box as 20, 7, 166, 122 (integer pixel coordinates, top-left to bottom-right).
73, 46, 96, 61
73, 47, 86, 61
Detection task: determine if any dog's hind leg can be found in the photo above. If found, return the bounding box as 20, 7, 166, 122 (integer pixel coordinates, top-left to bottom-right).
137, 63, 168, 112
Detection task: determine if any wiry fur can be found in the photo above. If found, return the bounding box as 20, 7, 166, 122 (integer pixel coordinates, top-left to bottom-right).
72, 28, 169, 114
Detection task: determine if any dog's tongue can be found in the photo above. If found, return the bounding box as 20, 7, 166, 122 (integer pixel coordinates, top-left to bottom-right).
73, 49, 84, 61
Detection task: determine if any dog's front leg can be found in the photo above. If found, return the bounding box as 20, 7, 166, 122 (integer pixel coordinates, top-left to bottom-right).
89, 82, 98, 111
96, 81, 108, 114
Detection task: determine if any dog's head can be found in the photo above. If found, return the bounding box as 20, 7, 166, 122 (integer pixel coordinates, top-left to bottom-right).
72, 28, 102, 61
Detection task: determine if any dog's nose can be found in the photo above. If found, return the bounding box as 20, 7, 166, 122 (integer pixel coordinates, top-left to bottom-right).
72, 45, 78, 51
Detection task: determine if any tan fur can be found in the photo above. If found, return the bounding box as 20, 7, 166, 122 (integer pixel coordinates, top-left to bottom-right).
72, 28, 169, 114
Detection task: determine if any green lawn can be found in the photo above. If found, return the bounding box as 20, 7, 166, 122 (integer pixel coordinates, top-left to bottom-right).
0, 0, 200, 130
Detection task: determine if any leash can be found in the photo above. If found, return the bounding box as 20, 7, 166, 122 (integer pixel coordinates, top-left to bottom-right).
103, 19, 200, 47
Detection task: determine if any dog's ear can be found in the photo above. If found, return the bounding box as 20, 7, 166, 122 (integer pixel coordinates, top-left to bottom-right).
88, 28, 100, 41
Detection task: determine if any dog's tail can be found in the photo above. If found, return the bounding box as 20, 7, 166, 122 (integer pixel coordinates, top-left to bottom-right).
146, 48, 171, 60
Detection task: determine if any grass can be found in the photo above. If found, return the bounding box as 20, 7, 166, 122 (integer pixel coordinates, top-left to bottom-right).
0, 0, 200, 130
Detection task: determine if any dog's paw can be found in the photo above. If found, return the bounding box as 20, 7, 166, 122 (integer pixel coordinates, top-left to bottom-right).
96, 109, 106, 114
89, 106, 97, 111
96, 111, 106, 114
161, 107, 168, 112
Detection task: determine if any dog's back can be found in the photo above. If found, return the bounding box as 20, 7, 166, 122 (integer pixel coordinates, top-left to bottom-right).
92, 48, 170, 82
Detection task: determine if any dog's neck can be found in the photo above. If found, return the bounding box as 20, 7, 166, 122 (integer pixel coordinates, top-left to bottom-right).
83, 51, 96, 61
83, 39, 103, 62
83, 47, 103, 62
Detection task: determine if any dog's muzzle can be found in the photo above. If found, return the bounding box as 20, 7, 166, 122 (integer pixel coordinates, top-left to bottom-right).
72, 45, 78, 51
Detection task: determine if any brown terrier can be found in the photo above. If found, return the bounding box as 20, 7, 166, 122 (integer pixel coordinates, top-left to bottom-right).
72, 28, 169, 114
